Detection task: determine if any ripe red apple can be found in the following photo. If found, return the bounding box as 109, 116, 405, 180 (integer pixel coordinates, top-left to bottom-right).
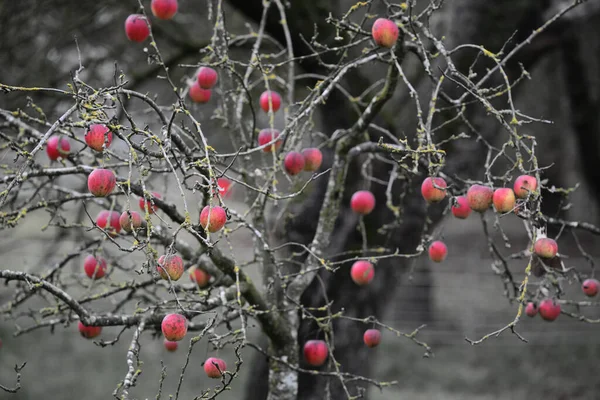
451, 196, 471, 219
421, 177, 447, 203
582, 279, 599, 297
119, 211, 143, 233
216, 177, 232, 198
303, 340, 328, 367
161, 313, 188, 341
525, 302, 538, 317
534, 237, 558, 259
46, 136, 71, 160
189, 266, 210, 288
259, 90, 282, 113
492, 188, 516, 213
96, 210, 121, 236
78, 321, 102, 339
258, 129, 282, 152
301, 148, 323, 172
197, 67, 218, 89
284, 151, 306, 176
466, 184, 493, 212
87, 168, 116, 197
428, 241, 447, 262
200, 206, 227, 233
371, 18, 399, 48
164, 339, 178, 352
350, 190, 376, 215
204, 357, 227, 378
363, 329, 381, 348
139, 192, 161, 214
151, 0, 178, 20
125, 14, 150, 42
83, 255, 107, 279
514, 175, 537, 199
350, 260, 375, 286
189, 82, 211, 103
157, 254, 184, 281
85, 124, 113, 152
538, 298, 561, 321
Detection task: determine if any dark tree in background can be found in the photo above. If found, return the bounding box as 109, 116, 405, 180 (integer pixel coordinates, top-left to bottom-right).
2, 1, 600, 399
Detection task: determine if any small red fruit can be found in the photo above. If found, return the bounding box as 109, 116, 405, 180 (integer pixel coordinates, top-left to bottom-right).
161, 313, 187, 341
125, 14, 150, 42
428, 241, 447, 263
151, 0, 178, 20
421, 177, 447, 203
514, 175, 537, 199
96, 210, 121, 236
303, 340, 328, 367
371, 18, 399, 48
534, 238, 558, 259
525, 302, 538, 317
301, 148, 323, 172
119, 211, 143, 233
258, 129, 282, 152
582, 279, 599, 297
451, 196, 472, 219
467, 184, 493, 212
350, 260, 375, 286
164, 339, 178, 352
46, 136, 71, 160
157, 254, 184, 281
350, 190, 376, 215
538, 299, 561, 321
189, 266, 210, 288
88, 168, 116, 197
197, 67, 218, 89
84, 255, 107, 279
284, 151, 306, 176
216, 177, 232, 198
363, 329, 381, 348
200, 206, 227, 233
139, 192, 161, 214
492, 188, 516, 213
259, 90, 282, 113
204, 357, 227, 378
85, 124, 113, 152
78, 321, 102, 339
189, 82, 211, 103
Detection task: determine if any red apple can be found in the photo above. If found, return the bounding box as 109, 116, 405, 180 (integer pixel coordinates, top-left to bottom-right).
284, 151, 306, 176
428, 241, 447, 262
151, 0, 178, 20
466, 184, 493, 212
189, 266, 210, 288
87, 168, 116, 197
83, 255, 107, 279
350, 260, 375, 286
303, 340, 328, 367
216, 177, 232, 198
85, 124, 113, 152
200, 206, 227, 233
119, 211, 143, 233
421, 177, 447, 203
78, 321, 102, 339
350, 190, 376, 215
525, 302, 538, 317
139, 192, 161, 214
125, 14, 150, 42
258, 129, 282, 152
197, 67, 218, 89
204, 357, 227, 378
259, 90, 282, 113
46, 136, 71, 160
96, 210, 121, 236
363, 329, 381, 348
164, 339, 178, 352
301, 148, 323, 172
492, 188, 516, 213
514, 175, 537, 199
582, 279, 599, 297
538, 298, 561, 321
161, 313, 187, 341
451, 196, 471, 219
189, 82, 211, 103
371, 18, 399, 48
157, 254, 184, 281
534, 238, 558, 259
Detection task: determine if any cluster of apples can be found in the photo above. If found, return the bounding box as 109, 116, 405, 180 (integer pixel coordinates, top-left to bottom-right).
124, 0, 178, 43
46, 123, 113, 162
301, 328, 382, 368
